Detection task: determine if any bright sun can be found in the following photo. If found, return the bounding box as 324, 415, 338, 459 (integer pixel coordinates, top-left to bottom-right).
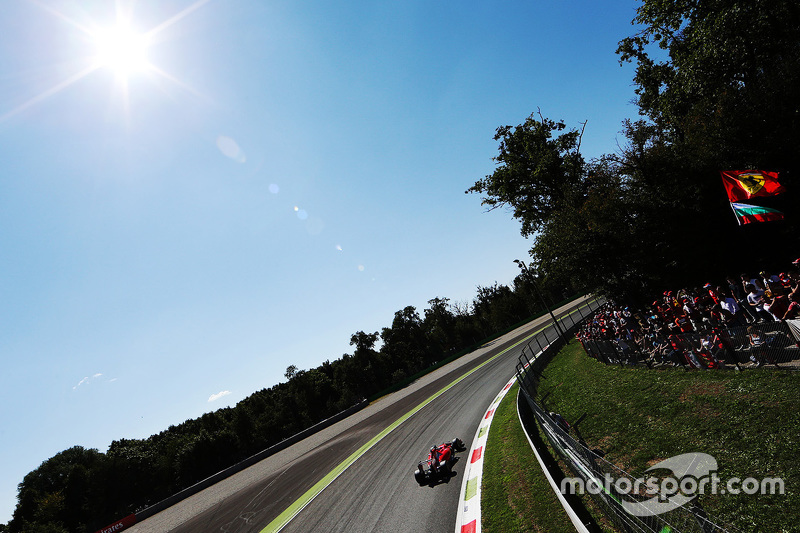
1, 0, 212, 122
92, 25, 151, 77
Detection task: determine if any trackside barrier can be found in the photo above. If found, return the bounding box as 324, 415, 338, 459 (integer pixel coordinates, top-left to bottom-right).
94, 514, 135, 533
96, 400, 368, 533
454, 296, 602, 533
515, 303, 745, 533
515, 358, 593, 533
136, 400, 368, 521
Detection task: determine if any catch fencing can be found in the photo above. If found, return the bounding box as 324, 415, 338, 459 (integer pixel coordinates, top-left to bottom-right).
515, 298, 742, 533
581, 318, 800, 370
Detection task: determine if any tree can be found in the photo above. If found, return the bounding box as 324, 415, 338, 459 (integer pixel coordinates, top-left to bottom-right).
381, 306, 430, 372
466, 112, 586, 238
470, 1, 800, 303
423, 297, 457, 355
350, 331, 380, 354
285, 368, 338, 423
472, 282, 529, 333
614, 0, 800, 281
9, 447, 105, 533
466, 113, 636, 296
617, 0, 800, 168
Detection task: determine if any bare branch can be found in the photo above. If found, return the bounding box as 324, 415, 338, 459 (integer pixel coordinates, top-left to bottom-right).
575, 120, 588, 155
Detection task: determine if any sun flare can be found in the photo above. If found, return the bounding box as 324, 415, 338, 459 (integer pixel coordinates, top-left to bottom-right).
92, 25, 151, 77
0, 0, 212, 122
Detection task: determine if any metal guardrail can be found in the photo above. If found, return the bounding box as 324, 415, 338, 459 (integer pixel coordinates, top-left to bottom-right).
93, 400, 370, 533
515, 298, 743, 533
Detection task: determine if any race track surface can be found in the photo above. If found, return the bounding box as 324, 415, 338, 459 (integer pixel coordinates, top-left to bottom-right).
128, 297, 589, 533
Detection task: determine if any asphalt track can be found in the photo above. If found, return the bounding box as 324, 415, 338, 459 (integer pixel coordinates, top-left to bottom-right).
128, 297, 590, 533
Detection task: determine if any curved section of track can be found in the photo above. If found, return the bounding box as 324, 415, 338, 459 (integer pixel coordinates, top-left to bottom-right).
129, 298, 589, 533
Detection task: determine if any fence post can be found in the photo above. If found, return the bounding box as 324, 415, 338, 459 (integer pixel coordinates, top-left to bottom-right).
534, 333, 544, 356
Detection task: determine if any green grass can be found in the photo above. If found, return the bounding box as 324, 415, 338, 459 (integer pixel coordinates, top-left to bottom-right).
536, 340, 800, 532
482, 381, 577, 533
482, 341, 800, 532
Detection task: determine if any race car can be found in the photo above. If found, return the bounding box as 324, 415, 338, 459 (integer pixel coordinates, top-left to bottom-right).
414, 438, 465, 485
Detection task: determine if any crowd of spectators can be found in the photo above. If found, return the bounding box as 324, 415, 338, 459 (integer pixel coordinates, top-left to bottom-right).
576, 262, 800, 370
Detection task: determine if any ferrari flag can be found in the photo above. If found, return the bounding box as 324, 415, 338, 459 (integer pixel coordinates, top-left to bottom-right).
730, 202, 785, 225
720, 170, 785, 202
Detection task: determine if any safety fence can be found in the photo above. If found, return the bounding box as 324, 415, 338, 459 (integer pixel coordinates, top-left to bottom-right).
515, 299, 743, 533
94, 400, 369, 533
581, 317, 800, 370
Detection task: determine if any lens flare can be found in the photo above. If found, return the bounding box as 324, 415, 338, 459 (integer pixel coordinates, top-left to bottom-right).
216, 135, 246, 163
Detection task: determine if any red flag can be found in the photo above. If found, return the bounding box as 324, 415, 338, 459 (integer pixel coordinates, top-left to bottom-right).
720, 170, 785, 202
730, 202, 785, 225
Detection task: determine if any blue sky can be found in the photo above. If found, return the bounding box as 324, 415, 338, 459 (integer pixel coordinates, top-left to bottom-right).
0, 0, 641, 521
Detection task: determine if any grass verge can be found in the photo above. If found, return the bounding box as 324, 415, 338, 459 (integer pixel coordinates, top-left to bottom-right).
536, 339, 800, 532
482, 381, 576, 533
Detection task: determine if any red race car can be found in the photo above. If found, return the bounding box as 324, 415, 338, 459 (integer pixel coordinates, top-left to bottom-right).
414, 438, 465, 485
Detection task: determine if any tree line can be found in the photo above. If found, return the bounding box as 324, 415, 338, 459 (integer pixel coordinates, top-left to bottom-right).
4, 277, 568, 533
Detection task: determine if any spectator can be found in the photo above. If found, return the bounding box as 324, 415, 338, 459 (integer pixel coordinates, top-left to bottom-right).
741, 273, 757, 294
695, 337, 721, 369
699, 301, 721, 329
704, 283, 722, 304
579, 279, 796, 371
710, 303, 729, 328
675, 311, 694, 333
787, 272, 800, 304
728, 275, 756, 322
644, 334, 668, 364
648, 312, 666, 336
614, 337, 634, 364
761, 270, 785, 297
709, 328, 743, 370
778, 272, 792, 293
782, 300, 800, 320
764, 295, 790, 322
747, 326, 777, 367
746, 284, 773, 322
666, 334, 690, 368
719, 289, 747, 326
694, 289, 713, 310
682, 297, 703, 330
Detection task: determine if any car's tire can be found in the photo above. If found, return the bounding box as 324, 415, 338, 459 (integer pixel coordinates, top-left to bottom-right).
414, 469, 426, 485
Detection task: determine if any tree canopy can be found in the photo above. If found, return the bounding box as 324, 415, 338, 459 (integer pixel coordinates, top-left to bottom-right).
618, 0, 800, 169
470, 0, 800, 303
466, 113, 586, 238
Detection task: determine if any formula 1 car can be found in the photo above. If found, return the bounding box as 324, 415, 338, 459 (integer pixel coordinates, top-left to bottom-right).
414, 438, 465, 485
